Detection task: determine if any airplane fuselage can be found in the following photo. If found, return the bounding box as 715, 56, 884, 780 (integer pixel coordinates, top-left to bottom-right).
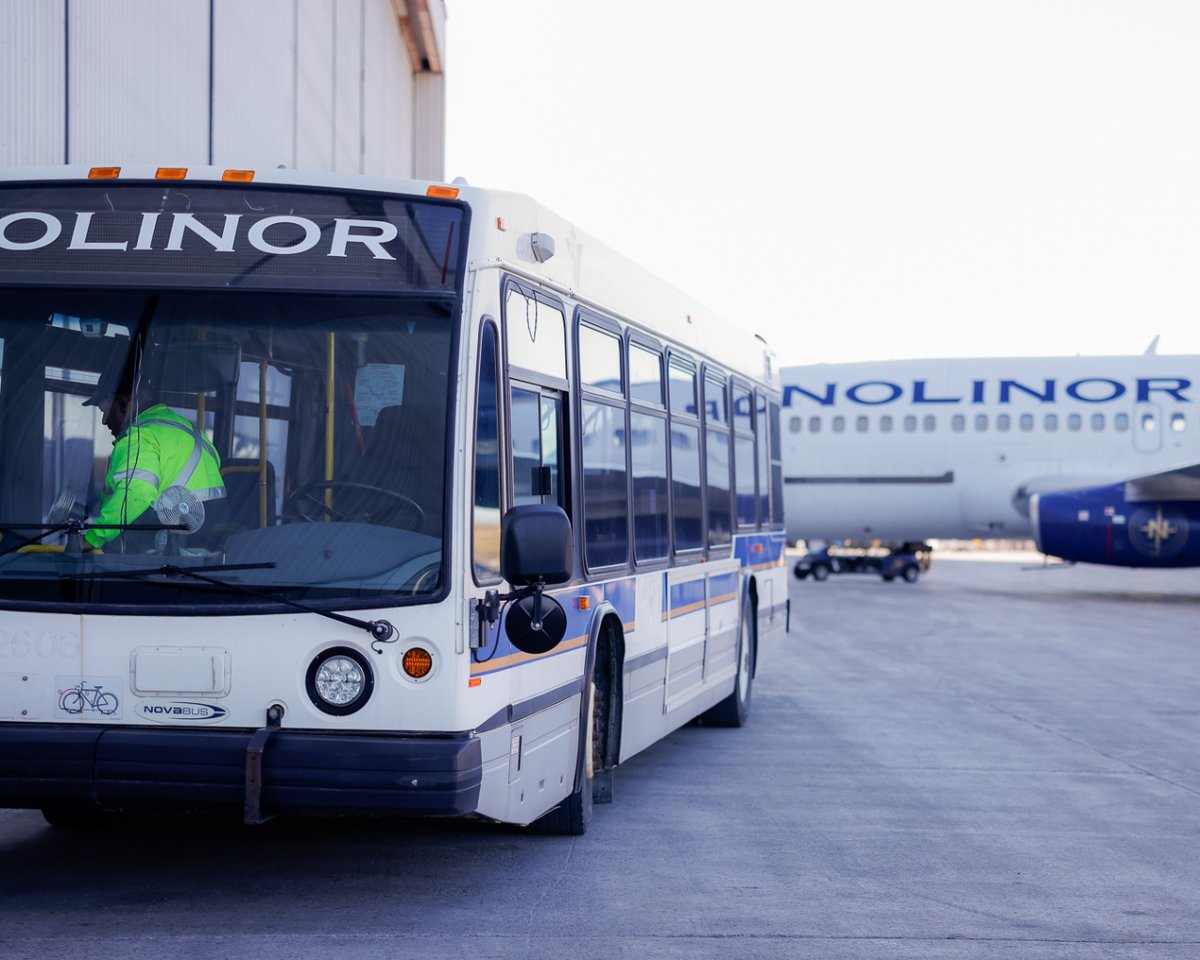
781, 356, 1199, 544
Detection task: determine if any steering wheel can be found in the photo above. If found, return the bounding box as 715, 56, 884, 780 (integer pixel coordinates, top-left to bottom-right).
286, 481, 426, 531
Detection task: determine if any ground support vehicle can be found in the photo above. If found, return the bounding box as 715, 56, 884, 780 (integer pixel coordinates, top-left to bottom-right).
794, 545, 926, 583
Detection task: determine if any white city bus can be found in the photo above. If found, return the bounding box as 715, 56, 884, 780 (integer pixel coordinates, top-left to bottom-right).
0, 165, 787, 834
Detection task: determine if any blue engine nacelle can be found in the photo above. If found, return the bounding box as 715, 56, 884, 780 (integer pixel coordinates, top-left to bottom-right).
1032, 483, 1200, 568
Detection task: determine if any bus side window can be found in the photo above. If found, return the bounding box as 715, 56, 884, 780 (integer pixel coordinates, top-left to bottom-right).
510, 387, 563, 508
756, 390, 770, 526
581, 399, 628, 568
669, 354, 702, 554
472, 322, 502, 582
733, 384, 754, 528
631, 409, 668, 561
768, 399, 783, 526
629, 337, 668, 563
704, 372, 732, 549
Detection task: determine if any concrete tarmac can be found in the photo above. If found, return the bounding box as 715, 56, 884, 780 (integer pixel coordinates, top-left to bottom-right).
1, 556, 1198, 958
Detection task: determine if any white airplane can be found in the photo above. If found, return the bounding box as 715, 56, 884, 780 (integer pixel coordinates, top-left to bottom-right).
780, 348, 1200, 567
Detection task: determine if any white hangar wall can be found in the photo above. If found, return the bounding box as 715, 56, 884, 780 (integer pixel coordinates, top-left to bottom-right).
0, 0, 446, 180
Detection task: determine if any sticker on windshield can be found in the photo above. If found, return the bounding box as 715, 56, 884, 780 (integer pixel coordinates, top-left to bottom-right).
55, 675, 123, 719
354, 363, 405, 425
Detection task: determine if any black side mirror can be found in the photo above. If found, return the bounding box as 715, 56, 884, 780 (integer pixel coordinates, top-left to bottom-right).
496, 504, 573, 654
500, 504, 572, 586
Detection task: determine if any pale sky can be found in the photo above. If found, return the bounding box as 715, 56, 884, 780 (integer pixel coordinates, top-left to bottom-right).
444, 1, 1200, 366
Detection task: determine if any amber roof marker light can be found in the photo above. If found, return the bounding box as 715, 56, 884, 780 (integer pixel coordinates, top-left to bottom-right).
87, 167, 121, 179
426, 185, 459, 199
155, 167, 188, 180
222, 169, 255, 182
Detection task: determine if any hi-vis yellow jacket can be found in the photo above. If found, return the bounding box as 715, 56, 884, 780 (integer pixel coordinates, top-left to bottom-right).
84, 404, 225, 548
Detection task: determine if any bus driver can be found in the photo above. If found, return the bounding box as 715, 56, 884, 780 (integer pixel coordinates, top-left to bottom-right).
81, 359, 225, 549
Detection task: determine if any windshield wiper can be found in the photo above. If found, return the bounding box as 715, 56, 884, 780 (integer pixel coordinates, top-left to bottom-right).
64, 562, 398, 651
0, 519, 187, 559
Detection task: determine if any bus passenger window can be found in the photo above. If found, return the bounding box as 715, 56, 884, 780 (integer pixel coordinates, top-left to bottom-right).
1068, 413, 1082, 431
769, 400, 783, 526
671, 423, 702, 552
707, 424, 732, 547
733, 385, 755, 528
1020, 413, 1033, 431
951, 414, 965, 432
903, 415, 916, 433
1091, 413, 1105, 431
630, 411, 668, 561
668, 358, 697, 416
510, 388, 562, 507
1114, 412, 1129, 431
579, 324, 623, 395
732, 386, 752, 434
629, 342, 664, 406
581, 400, 628, 568
705, 375, 727, 425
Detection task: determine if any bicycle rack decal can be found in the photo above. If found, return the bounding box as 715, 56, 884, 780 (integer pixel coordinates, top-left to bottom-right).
55, 676, 123, 720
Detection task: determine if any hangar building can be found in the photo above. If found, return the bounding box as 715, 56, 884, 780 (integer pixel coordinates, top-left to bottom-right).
0, 0, 446, 180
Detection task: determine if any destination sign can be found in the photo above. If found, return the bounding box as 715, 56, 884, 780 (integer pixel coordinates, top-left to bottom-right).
0, 183, 465, 294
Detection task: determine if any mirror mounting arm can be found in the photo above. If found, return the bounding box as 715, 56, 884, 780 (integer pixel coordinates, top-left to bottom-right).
473, 579, 549, 648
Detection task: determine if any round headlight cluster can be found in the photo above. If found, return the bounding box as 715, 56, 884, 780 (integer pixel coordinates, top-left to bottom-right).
306, 647, 373, 715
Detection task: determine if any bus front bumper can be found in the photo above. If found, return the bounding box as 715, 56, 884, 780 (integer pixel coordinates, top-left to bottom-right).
0, 725, 482, 819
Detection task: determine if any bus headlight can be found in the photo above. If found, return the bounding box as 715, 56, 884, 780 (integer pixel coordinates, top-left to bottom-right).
306, 647, 373, 715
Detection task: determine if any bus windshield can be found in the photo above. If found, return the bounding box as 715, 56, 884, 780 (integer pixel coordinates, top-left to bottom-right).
0, 288, 455, 609
0, 183, 463, 612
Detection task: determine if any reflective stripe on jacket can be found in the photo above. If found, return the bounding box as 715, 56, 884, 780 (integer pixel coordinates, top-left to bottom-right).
84, 404, 225, 547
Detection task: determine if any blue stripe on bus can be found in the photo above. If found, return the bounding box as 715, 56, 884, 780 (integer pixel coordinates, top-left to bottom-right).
708, 571, 738, 602
471, 579, 636, 677
733, 532, 788, 570
663, 577, 707, 621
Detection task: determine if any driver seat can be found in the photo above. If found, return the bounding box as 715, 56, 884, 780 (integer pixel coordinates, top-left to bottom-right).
346, 403, 443, 535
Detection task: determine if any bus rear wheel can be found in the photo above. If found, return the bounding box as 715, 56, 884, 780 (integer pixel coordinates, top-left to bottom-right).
701, 604, 755, 728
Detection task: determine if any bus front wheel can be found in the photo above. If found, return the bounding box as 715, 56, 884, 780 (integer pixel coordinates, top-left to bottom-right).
529, 682, 595, 836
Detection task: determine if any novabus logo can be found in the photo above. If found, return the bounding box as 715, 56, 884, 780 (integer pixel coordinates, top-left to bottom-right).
136, 700, 229, 724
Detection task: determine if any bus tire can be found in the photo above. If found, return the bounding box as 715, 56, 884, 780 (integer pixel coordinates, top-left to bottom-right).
41, 802, 112, 829
701, 603, 755, 728
529, 682, 595, 836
